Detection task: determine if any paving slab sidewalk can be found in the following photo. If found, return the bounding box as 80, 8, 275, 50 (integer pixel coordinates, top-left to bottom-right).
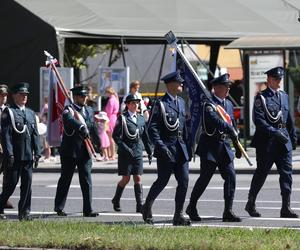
35, 147, 300, 174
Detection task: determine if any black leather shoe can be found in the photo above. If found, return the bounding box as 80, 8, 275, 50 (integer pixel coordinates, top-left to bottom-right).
0, 214, 6, 220
186, 205, 201, 221
55, 209, 67, 216
173, 213, 191, 226
112, 199, 121, 212
222, 210, 241, 222
4, 200, 14, 209
19, 213, 32, 221
280, 208, 299, 218
142, 204, 154, 224
245, 201, 261, 217
83, 211, 99, 217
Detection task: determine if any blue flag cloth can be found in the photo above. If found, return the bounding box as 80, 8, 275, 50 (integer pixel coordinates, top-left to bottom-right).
176, 51, 206, 148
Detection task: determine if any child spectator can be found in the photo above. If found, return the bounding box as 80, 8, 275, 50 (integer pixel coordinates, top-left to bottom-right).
95, 111, 110, 161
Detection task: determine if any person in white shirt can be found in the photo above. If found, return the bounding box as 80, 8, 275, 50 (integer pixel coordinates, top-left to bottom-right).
121, 81, 149, 121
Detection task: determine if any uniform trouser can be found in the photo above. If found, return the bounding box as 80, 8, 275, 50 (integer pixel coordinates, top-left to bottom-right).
0, 160, 33, 215
54, 157, 93, 213
145, 157, 189, 212
249, 148, 292, 197
189, 159, 236, 206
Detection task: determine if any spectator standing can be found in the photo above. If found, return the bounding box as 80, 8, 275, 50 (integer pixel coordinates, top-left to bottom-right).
104, 86, 119, 160
95, 111, 110, 161
121, 81, 149, 121
40, 96, 51, 162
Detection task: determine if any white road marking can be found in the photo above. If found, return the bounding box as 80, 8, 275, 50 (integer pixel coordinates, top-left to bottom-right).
45, 185, 174, 189
154, 223, 300, 230
3, 211, 300, 223
7, 196, 300, 206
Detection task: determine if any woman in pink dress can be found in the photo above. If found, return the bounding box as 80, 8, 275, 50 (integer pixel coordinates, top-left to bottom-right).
104, 86, 119, 160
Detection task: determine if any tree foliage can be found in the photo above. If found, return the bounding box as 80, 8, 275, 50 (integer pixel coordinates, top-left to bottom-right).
64, 43, 110, 69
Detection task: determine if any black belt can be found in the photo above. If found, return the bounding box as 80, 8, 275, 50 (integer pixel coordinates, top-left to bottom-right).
277, 123, 286, 129
170, 130, 183, 139
210, 133, 228, 141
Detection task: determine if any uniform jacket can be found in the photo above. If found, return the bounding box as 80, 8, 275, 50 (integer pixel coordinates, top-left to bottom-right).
251, 87, 297, 152
196, 95, 235, 163
1, 104, 41, 161
148, 93, 190, 162
113, 110, 152, 159
60, 104, 101, 159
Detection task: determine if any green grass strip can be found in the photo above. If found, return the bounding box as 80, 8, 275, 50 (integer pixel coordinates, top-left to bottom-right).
0, 221, 299, 249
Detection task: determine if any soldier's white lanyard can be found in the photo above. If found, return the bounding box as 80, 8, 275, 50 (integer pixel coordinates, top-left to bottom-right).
121, 114, 139, 140
7, 107, 27, 134
260, 95, 282, 123
159, 100, 179, 131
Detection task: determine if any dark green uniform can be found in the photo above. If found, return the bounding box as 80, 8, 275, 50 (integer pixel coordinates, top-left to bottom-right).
54, 103, 101, 216
0, 82, 41, 220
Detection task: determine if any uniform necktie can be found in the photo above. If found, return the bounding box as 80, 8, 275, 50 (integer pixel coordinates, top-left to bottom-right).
222, 100, 226, 108
174, 98, 178, 108
22, 109, 27, 125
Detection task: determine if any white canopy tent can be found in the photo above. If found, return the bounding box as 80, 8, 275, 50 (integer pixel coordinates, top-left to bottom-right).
15, 0, 300, 44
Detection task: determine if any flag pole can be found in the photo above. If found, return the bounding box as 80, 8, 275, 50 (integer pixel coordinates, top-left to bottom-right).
164, 31, 252, 166
44, 51, 97, 158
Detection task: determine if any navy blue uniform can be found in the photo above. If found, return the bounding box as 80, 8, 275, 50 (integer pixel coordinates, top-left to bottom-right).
54, 104, 101, 215
187, 96, 238, 219
0, 104, 41, 217
143, 93, 190, 222
245, 66, 298, 218
194, 96, 236, 198
249, 88, 297, 198
113, 111, 152, 176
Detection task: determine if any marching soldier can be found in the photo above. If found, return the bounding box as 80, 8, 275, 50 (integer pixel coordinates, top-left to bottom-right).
112, 94, 152, 213
142, 71, 191, 226
54, 85, 101, 217
0, 82, 41, 220
185, 73, 241, 222
245, 67, 298, 218
0, 84, 14, 210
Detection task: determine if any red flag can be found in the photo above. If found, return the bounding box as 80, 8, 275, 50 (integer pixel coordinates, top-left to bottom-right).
47, 69, 67, 147
216, 104, 232, 126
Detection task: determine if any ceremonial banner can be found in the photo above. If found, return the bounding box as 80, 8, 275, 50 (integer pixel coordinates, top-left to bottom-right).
47, 69, 67, 147
176, 51, 203, 147
166, 31, 252, 166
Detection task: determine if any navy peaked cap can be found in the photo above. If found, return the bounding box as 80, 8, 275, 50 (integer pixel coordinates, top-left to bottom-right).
11, 82, 29, 94
125, 94, 141, 103
71, 85, 89, 96
210, 73, 232, 86
161, 71, 184, 84
264, 67, 284, 78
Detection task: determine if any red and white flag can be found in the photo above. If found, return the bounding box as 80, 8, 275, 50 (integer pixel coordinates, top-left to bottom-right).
47, 69, 68, 147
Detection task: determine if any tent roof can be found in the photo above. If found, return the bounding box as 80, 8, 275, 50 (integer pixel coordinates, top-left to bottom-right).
15, 0, 300, 44
226, 35, 300, 49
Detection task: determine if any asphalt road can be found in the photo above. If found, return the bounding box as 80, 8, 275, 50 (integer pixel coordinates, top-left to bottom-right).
2, 172, 300, 229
